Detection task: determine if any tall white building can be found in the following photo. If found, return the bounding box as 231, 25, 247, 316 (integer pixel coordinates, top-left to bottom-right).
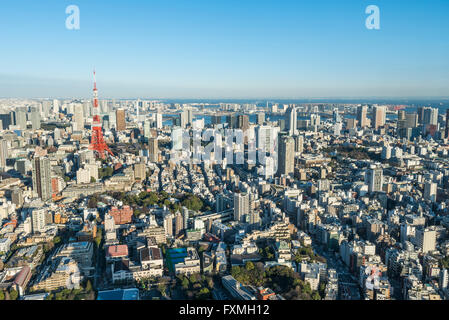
416, 227, 436, 253
424, 181, 437, 202
31, 208, 47, 234
286, 105, 298, 136
367, 168, 383, 193
73, 104, 84, 131
0, 139, 8, 171
234, 192, 250, 223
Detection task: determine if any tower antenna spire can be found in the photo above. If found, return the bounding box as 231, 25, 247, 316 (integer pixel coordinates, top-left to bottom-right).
89, 70, 114, 159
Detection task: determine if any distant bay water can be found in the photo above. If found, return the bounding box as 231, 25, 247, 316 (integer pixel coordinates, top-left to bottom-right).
160, 99, 449, 127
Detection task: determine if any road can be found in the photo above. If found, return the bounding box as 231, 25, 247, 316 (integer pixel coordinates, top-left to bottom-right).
312, 243, 361, 300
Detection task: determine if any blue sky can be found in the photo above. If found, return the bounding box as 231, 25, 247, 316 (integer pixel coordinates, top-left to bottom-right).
0, 0, 448, 99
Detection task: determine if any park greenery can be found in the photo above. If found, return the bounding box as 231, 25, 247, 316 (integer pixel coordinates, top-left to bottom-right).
176, 273, 214, 300
99, 167, 114, 179
112, 191, 205, 213
293, 246, 327, 264
231, 262, 322, 300
0, 288, 19, 300
44, 280, 95, 300
323, 145, 379, 161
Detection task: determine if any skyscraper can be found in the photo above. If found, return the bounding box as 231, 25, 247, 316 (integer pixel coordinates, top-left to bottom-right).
372, 106, 386, 130
73, 104, 84, 131
0, 140, 8, 171
294, 135, 304, 154
31, 208, 47, 234
357, 105, 368, 128
277, 135, 295, 177
148, 138, 159, 163
422, 107, 438, 126
237, 114, 250, 132
424, 181, 437, 202
116, 108, 126, 131
30, 107, 41, 130
32, 157, 52, 201
13, 107, 27, 130
445, 109, 449, 139
155, 113, 163, 129
164, 213, 174, 237
286, 105, 298, 136
144, 119, 152, 140
367, 168, 383, 193
257, 113, 265, 125
234, 191, 250, 222
174, 211, 184, 237
416, 227, 436, 253
134, 162, 146, 181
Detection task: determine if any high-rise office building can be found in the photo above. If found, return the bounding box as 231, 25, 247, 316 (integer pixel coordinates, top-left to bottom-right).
32, 157, 52, 201
116, 108, 126, 131
164, 213, 174, 237
0, 139, 8, 171
310, 114, 320, 127
148, 138, 159, 163
53, 99, 60, 114
12, 107, 27, 130
445, 109, 449, 139
212, 115, 221, 125
424, 181, 437, 202
277, 135, 295, 177
257, 113, 265, 125
417, 106, 425, 124
11, 188, 24, 207
367, 168, 383, 193
286, 105, 298, 136
234, 191, 250, 223
226, 114, 238, 129
422, 107, 438, 126
294, 135, 304, 154
73, 105, 84, 131
30, 107, 41, 130
372, 106, 386, 130
180, 109, 194, 128
357, 105, 368, 128
256, 125, 279, 155
144, 119, 152, 139
31, 208, 47, 234
134, 163, 146, 181
174, 211, 184, 237
155, 113, 163, 129
237, 114, 249, 132
416, 227, 436, 253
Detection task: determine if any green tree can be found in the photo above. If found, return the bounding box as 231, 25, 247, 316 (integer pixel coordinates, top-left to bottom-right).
90, 177, 96, 183
158, 283, 166, 296
181, 277, 189, 290
95, 229, 103, 248
0, 290, 5, 300
53, 236, 61, 245
9, 289, 18, 300
85, 280, 93, 292
196, 288, 210, 300
88, 197, 98, 209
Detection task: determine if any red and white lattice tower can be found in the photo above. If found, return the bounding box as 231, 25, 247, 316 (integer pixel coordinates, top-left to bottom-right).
89, 70, 114, 159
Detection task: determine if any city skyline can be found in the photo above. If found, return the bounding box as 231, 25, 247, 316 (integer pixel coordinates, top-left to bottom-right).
1, 0, 449, 99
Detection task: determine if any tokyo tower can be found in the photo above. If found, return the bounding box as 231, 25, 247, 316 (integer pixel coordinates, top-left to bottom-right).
89, 70, 114, 159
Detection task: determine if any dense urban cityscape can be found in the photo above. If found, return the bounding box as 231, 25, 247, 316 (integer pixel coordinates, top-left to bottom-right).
0, 72, 448, 301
